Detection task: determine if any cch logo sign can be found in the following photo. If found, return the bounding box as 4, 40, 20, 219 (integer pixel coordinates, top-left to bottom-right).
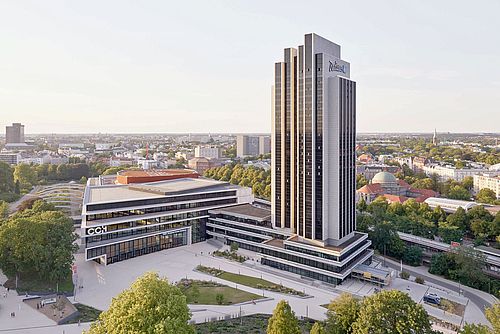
328, 60, 346, 74
87, 226, 108, 235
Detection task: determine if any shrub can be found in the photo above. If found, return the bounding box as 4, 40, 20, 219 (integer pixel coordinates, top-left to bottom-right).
400, 271, 410, 280
415, 277, 425, 284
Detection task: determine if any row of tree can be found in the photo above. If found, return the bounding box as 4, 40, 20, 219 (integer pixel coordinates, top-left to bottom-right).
84, 271, 500, 333
204, 163, 272, 200
0, 200, 78, 285
358, 196, 500, 245
0, 161, 134, 200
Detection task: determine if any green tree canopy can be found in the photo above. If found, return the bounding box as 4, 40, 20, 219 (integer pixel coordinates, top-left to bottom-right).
447, 185, 470, 201
325, 293, 360, 334
0, 205, 77, 282
266, 300, 300, 334
310, 322, 326, 334
476, 188, 498, 204
85, 272, 194, 334
0, 161, 15, 193
13, 163, 38, 192
351, 290, 434, 334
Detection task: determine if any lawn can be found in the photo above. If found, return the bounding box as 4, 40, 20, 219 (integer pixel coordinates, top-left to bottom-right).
66, 304, 102, 323
179, 279, 263, 305
195, 314, 315, 334
197, 265, 306, 296
3, 271, 74, 294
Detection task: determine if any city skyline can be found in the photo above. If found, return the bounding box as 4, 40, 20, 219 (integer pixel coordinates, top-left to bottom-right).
1, 1, 499, 134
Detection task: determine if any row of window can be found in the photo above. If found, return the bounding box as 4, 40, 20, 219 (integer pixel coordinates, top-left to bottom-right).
86, 219, 206, 245
86, 191, 237, 212
86, 198, 236, 222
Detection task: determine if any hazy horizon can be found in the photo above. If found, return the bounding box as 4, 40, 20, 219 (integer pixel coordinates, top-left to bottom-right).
1, 1, 499, 134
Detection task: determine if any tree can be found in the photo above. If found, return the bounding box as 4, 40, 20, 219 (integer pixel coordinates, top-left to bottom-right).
0, 204, 77, 283
485, 303, 500, 334
0, 161, 15, 193
476, 188, 497, 204
447, 185, 470, 200
13, 164, 37, 192
451, 246, 487, 290
325, 293, 360, 334
446, 207, 469, 231
438, 221, 463, 243
0, 201, 9, 219
216, 293, 224, 305
351, 290, 434, 334
411, 178, 434, 190
85, 272, 194, 334
402, 246, 423, 266
266, 300, 300, 334
429, 253, 456, 276
462, 176, 474, 191
467, 205, 493, 223
459, 324, 491, 334
230, 242, 239, 253
310, 322, 326, 334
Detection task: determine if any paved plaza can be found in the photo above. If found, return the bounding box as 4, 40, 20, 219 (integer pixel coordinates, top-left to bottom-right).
0, 241, 493, 333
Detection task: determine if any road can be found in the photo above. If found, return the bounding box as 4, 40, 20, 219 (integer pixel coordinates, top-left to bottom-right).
376, 255, 496, 313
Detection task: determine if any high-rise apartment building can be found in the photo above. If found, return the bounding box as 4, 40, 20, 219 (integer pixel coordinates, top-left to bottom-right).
194, 145, 221, 159
5, 123, 25, 144
236, 135, 271, 158
272, 33, 356, 247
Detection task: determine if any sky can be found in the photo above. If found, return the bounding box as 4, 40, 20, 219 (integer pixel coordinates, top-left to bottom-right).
0, 0, 499, 134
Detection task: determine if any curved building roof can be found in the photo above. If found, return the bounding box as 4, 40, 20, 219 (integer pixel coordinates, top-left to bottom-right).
371, 171, 397, 184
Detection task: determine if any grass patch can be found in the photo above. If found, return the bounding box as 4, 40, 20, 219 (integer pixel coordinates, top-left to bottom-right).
195, 314, 315, 334
197, 265, 306, 296
177, 279, 263, 305
429, 298, 466, 317
3, 271, 74, 294
66, 304, 102, 323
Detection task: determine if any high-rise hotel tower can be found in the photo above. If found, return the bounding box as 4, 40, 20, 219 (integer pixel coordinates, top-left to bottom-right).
272, 33, 356, 247
206, 34, 378, 285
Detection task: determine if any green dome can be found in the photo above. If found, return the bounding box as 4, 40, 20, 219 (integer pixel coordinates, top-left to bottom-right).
371, 171, 397, 184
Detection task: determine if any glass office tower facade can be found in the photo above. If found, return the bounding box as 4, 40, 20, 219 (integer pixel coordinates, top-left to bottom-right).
272, 33, 357, 246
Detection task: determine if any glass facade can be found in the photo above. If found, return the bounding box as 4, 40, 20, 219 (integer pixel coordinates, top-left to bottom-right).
86, 230, 188, 265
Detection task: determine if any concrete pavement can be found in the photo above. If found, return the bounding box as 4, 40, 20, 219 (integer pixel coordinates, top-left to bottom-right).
376, 255, 498, 313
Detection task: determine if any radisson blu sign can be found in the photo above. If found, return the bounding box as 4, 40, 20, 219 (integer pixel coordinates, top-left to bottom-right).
328, 60, 346, 74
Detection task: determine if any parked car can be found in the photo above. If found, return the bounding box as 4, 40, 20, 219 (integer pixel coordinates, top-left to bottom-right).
423, 293, 441, 305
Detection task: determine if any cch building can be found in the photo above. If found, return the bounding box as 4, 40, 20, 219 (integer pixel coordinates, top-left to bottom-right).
82, 170, 252, 265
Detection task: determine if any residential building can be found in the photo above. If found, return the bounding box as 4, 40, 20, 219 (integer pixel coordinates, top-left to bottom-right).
194, 145, 221, 159
0, 152, 20, 165
474, 172, 500, 199
423, 164, 486, 182
237, 135, 272, 157
81, 171, 253, 265
5, 123, 24, 144
356, 164, 400, 181
259, 136, 271, 155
